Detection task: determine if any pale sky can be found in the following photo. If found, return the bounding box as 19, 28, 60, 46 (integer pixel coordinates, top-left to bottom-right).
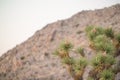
0, 0, 120, 56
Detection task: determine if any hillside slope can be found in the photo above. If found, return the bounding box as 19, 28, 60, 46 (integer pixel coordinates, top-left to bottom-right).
0, 4, 120, 80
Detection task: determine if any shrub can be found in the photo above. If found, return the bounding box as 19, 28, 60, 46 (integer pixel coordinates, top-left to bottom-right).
93, 35, 115, 54
105, 27, 114, 38
74, 58, 87, 70
100, 70, 114, 80
60, 41, 73, 52
54, 26, 118, 80
103, 43, 115, 55
73, 58, 87, 80
59, 49, 70, 58
85, 26, 104, 41
53, 49, 59, 56
115, 33, 120, 43
85, 26, 94, 34
62, 57, 75, 65
53, 41, 73, 58
105, 55, 115, 65
91, 54, 104, 67
92, 54, 115, 68
76, 47, 84, 57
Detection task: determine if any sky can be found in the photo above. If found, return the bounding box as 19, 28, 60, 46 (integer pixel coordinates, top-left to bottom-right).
0, 0, 120, 56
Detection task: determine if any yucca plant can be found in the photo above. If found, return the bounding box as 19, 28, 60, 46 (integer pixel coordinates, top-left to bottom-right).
85, 26, 94, 34
76, 58, 87, 69
93, 35, 105, 50
105, 27, 114, 38
54, 41, 73, 58
60, 40, 73, 52
73, 58, 87, 80
103, 43, 115, 55
93, 35, 115, 54
58, 49, 70, 58
92, 54, 115, 68
53, 49, 69, 58
115, 33, 120, 43
76, 47, 84, 57
90, 53, 116, 79
105, 54, 115, 65
85, 26, 105, 41
53, 26, 118, 80
62, 57, 75, 65
100, 69, 114, 80
74, 69, 84, 80
91, 54, 103, 67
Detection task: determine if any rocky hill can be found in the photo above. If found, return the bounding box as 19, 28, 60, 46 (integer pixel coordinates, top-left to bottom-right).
0, 4, 120, 80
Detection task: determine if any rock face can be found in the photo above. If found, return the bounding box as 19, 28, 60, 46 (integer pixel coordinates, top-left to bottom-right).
0, 4, 120, 80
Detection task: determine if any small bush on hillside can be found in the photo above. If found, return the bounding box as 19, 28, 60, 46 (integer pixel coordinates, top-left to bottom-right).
76, 47, 84, 57
105, 27, 114, 38
60, 41, 73, 52
86, 26, 104, 41
100, 69, 114, 80
62, 57, 75, 65
105, 55, 115, 65
93, 35, 115, 54
85, 26, 94, 34
74, 58, 87, 70
91, 54, 115, 68
73, 58, 87, 80
115, 33, 120, 43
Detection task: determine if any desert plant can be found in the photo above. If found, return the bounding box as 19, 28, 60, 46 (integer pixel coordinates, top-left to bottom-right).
92, 54, 115, 68
103, 43, 115, 55
54, 26, 118, 80
90, 53, 116, 79
100, 69, 114, 80
77, 58, 87, 69
86, 26, 104, 41
62, 57, 75, 65
73, 58, 87, 75
105, 55, 115, 65
73, 58, 87, 80
105, 27, 114, 38
53, 41, 73, 58
53, 49, 59, 56
76, 47, 84, 57
60, 40, 73, 52
93, 35, 115, 54
115, 33, 120, 43
85, 26, 94, 34
58, 49, 70, 58
74, 69, 84, 80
